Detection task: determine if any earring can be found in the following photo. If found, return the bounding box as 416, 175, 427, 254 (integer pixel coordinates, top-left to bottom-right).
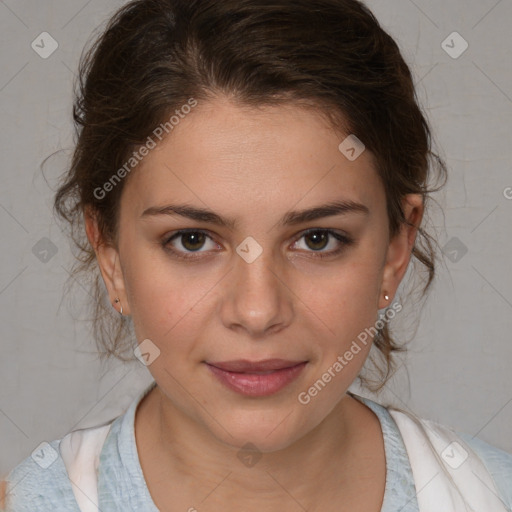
384, 293, 389, 301
114, 297, 123, 316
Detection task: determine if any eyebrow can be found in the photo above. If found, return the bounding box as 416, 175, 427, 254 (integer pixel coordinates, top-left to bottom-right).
141, 199, 370, 230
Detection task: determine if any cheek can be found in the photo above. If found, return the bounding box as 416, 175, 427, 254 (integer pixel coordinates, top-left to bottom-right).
120, 245, 179, 339
308, 258, 382, 333
121, 246, 216, 349
298, 262, 383, 400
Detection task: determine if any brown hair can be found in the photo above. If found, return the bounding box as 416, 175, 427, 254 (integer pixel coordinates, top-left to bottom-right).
54, 0, 447, 392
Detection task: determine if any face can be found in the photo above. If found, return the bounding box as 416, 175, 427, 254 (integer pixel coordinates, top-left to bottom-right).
88, 95, 422, 452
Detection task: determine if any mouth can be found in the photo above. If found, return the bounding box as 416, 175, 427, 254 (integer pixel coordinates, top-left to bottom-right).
205, 359, 308, 397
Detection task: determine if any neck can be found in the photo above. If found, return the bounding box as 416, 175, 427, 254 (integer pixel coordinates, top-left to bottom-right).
136, 386, 377, 510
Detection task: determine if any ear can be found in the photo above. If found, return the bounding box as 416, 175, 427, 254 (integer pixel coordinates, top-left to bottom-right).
378, 194, 424, 309
84, 207, 130, 316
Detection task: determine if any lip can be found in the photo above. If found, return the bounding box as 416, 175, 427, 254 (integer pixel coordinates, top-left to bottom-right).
205, 359, 308, 397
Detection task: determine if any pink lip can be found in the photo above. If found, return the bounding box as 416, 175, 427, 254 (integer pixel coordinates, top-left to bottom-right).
205, 359, 307, 397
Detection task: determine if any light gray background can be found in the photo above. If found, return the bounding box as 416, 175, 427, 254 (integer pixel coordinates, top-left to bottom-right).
1, 0, 511, 476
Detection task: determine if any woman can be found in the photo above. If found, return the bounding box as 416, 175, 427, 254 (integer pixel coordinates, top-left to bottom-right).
3, 0, 512, 510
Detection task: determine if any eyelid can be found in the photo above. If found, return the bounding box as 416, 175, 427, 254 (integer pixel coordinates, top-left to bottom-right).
294, 227, 352, 242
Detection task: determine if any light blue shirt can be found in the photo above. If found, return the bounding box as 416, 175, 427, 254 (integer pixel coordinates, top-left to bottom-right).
6, 381, 512, 511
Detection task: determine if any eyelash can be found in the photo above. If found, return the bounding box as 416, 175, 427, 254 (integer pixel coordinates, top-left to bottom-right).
161, 228, 354, 261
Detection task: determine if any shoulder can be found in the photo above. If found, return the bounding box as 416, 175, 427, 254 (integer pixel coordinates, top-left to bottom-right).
457, 431, 512, 507
362, 396, 512, 509
3, 438, 80, 512
393, 407, 512, 508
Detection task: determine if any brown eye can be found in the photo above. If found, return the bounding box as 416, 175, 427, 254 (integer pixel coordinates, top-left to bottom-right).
179, 231, 207, 251
162, 229, 219, 259
304, 230, 330, 251
293, 229, 354, 258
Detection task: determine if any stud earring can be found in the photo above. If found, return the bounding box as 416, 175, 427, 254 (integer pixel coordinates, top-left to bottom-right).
114, 297, 123, 316
384, 293, 389, 301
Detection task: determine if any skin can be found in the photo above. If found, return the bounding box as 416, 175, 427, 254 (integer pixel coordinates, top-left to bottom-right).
0, 479, 5, 510
86, 95, 423, 511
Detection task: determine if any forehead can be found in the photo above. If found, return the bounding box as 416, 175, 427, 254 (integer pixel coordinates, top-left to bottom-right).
123, 96, 384, 217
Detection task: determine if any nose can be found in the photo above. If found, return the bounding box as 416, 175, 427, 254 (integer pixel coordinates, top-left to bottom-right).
219, 245, 294, 338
